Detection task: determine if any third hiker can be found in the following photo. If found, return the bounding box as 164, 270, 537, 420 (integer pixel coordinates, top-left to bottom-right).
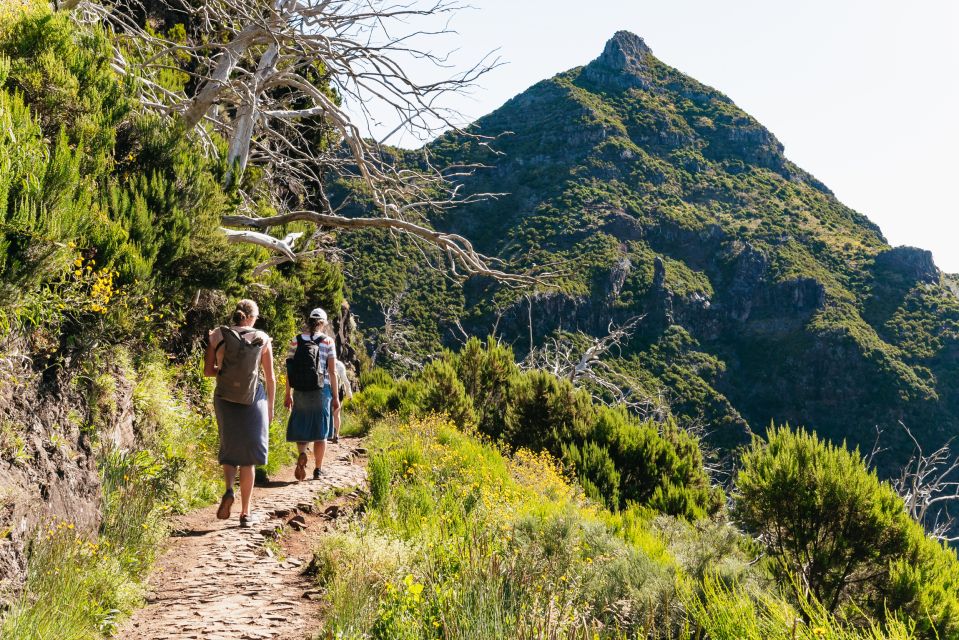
330, 357, 352, 444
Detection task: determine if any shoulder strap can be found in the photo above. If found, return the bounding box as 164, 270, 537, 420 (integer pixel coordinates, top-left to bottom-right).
220, 327, 262, 351
214, 326, 231, 352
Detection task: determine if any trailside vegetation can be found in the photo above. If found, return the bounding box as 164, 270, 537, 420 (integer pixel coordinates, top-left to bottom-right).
348, 337, 721, 520
734, 427, 959, 637
312, 414, 951, 639
0, 5, 338, 637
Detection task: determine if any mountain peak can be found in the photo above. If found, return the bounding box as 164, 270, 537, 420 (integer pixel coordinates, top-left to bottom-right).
584, 31, 653, 89
600, 31, 653, 69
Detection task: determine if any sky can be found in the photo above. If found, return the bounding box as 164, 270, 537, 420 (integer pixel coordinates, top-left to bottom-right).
355, 0, 959, 272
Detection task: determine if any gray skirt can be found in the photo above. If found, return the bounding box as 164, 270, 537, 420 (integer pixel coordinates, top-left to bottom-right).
214, 383, 269, 466
286, 385, 332, 443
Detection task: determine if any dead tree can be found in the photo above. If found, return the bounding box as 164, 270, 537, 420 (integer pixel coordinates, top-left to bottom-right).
522, 316, 670, 422
67, 0, 536, 282
892, 422, 959, 542
368, 289, 421, 370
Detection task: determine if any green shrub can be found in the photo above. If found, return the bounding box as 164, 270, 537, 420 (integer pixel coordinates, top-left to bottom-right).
886, 527, 959, 639
419, 359, 477, 429
368, 451, 393, 509
449, 337, 518, 439
733, 426, 959, 636
507, 369, 596, 451
351, 340, 720, 519
561, 439, 620, 505
347, 375, 422, 435
734, 427, 910, 612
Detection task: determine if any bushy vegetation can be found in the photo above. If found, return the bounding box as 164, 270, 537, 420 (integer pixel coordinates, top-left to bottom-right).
310, 415, 940, 639
350, 337, 720, 519
734, 427, 959, 637
0, 3, 346, 347
0, 5, 336, 637
340, 351, 959, 638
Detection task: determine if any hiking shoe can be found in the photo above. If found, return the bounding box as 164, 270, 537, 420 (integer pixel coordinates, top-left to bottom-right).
295, 452, 308, 481
239, 514, 251, 528
216, 490, 234, 520
313, 467, 323, 480
330, 435, 339, 444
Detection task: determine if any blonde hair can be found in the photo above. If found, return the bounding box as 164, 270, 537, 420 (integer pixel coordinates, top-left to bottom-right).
231, 299, 259, 325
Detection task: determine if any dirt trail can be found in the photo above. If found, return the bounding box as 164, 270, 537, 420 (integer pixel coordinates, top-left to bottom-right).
122, 438, 366, 640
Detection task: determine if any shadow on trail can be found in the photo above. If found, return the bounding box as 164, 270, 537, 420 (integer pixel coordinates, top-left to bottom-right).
257, 479, 297, 488
170, 528, 218, 538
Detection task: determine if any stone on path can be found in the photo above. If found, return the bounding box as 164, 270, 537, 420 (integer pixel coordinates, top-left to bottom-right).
120, 438, 366, 640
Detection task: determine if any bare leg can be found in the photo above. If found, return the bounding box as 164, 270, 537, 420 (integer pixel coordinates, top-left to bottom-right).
313, 440, 326, 472
333, 406, 341, 439
238, 465, 255, 516
295, 441, 309, 480
222, 464, 237, 493
216, 464, 238, 520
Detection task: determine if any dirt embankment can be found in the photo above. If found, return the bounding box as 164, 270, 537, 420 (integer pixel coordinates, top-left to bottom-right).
0, 334, 136, 602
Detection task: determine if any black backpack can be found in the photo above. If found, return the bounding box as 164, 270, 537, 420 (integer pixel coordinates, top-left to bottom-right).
286, 334, 329, 391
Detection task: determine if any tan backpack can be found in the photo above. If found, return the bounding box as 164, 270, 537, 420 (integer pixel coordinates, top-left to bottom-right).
214, 327, 265, 405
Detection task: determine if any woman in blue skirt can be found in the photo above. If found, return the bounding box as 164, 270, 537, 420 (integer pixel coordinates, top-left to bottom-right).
284, 308, 339, 480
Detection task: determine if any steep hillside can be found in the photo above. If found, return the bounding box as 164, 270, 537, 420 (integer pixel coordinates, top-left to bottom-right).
349, 32, 959, 464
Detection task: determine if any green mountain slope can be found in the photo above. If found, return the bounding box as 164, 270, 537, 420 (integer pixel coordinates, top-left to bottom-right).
349, 31, 959, 464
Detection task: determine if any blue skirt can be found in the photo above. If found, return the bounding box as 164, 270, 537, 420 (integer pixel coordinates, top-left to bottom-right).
214, 384, 269, 466
286, 385, 332, 442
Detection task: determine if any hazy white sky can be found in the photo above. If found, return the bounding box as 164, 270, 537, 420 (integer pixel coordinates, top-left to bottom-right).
359, 0, 959, 272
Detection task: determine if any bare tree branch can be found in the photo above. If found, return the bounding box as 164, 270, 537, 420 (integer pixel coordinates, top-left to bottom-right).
66, 0, 539, 283
892, 422, 959, 542
369, 288, 422, 370
222, 209, 538, 283
521, 316, 672, 423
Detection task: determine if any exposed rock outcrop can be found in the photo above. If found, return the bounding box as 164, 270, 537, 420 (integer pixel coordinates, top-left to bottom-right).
583, 31, 654, 90
0, 335, 136, 602
874, 246, 940, 285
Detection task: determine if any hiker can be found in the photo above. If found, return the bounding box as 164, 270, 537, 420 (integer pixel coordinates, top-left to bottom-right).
284, 308, 339, 480
204, 299, 276, 528
330, 357, 352, 444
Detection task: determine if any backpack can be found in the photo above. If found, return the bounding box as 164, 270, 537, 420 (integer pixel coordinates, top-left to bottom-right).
214, 327, 265, 405
286, 334, 329, 391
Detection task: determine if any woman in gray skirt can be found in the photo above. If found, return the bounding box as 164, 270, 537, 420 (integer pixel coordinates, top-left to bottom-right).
204, 299, 276, 527
283, 308, 339, 481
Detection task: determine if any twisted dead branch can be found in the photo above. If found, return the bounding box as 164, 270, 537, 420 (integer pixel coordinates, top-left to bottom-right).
66, 0, 540, 283
892, 422, 959, 542
522, 316, 671, 422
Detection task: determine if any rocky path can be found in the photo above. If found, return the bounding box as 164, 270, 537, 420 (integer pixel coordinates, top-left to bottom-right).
121, 438, 366, 640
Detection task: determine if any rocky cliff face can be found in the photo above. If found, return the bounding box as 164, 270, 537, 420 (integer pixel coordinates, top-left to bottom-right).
349, 32, 959, 466
0, 335, 136, 599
